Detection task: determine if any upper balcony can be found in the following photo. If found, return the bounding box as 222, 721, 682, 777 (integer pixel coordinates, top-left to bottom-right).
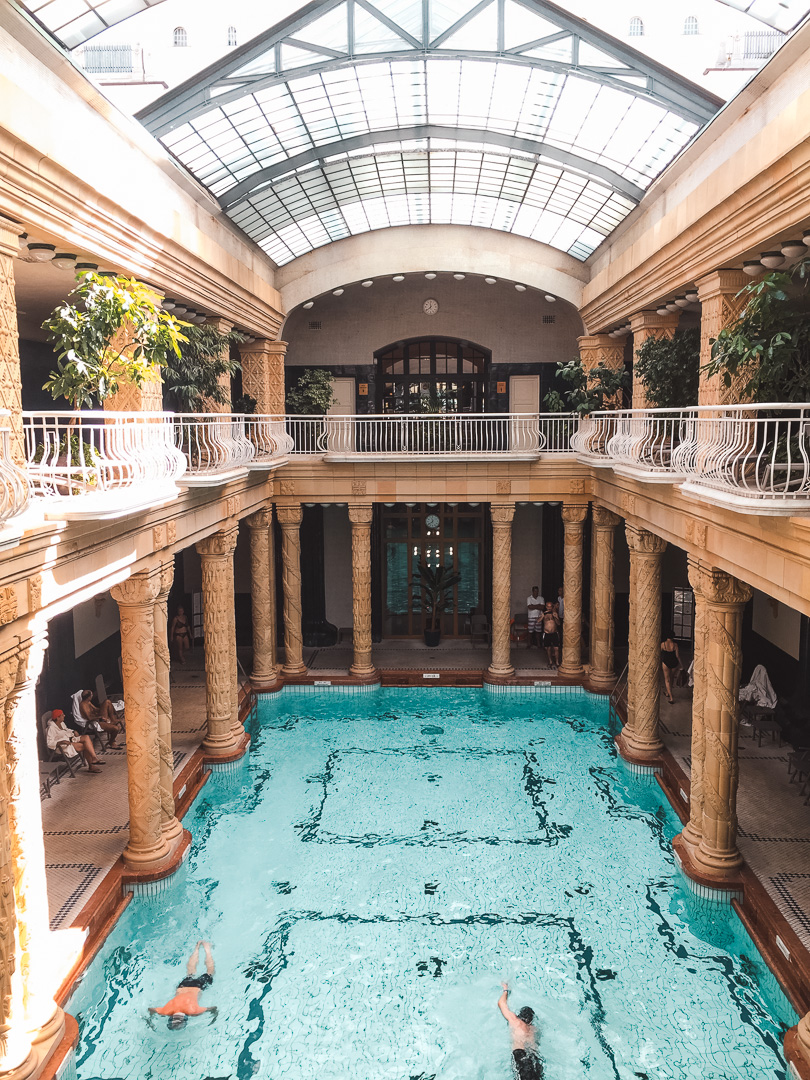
573, 405, 810, 515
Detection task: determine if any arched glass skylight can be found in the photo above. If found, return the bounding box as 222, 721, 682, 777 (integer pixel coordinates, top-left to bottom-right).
17, 0, 167, 49
138, 0, 724, 267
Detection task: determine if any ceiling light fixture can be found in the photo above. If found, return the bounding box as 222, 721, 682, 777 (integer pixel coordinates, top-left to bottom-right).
685, 290, 699, 303
26, 243, 55, 262
484, 277, 496, 284
674, 296, 691, 308
453, 273, 465, 280
332, 288, 344, 296
75, 262, 98, 273
760, 250, 785, 269
544, 294, 556, 303
303, 301, 314, 309
361, 280, 373, 287
803, 233, 810, 247
514, 284, 527, 291
781, 241, 806, 258
172, 305, 188, 315
743, 260, 765, 276
425, 272, 436, 280
52, 253, 77, 271
656, 305, 669, 315
162, 299, 177, 311
17, 233, 28, 250
665, 301, 680, 312
392, 275, 404, 282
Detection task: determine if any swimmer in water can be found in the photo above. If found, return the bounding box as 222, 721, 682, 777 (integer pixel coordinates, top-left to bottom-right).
149, 941, 217, 1030
498, 982, 543, 1079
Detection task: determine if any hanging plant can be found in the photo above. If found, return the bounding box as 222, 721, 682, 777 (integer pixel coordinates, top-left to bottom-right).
706, 255, 810, 403
634, 328, 700, 408
43, 272, 186, 409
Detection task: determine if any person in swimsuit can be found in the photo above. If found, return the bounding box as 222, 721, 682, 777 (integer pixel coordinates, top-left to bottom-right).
660, 634, 681, 704
170, 606, 192, 664
149, 941, 217, 1030
498, 983, 543, 1079
541, 603, 561, 669
77, 690, 123, 748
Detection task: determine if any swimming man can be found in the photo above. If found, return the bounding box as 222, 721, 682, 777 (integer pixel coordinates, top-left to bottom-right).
149, 941, 217, 1030
498, 982, 543, 1079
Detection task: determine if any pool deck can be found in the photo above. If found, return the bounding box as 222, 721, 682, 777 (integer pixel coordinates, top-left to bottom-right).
40, 642, 810, 1002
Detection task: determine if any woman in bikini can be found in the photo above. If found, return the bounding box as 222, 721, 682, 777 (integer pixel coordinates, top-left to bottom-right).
170, 606, 192, 665
661, 634, 681, 704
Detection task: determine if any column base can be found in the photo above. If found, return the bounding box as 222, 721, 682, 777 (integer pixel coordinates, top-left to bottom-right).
0, 1048, 37, 1080
616, 730, 664, 766
123, 829, 190, 885
484, 666, 516, 683
588, 670, 616, 691
201, 727, 241, 757
349, 665, 379, 682
28, 1006, 64, 1047
281, 662, 308, 677
202, 729, 250, 766
557, 662, 584, 680
672, 833, 744, 892
161, 815, 184, 844
251, 669, 281, 690
31, 1012, 76, 1080
785, 1023, 810, 1080
122, 835, 172, 872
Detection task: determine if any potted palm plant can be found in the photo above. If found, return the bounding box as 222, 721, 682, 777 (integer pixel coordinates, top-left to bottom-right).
413, 563, 461, 647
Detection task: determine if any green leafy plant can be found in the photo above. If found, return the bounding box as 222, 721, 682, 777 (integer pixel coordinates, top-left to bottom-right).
286, 368, 336, 415
412, 563, 462, 631
162, 323, 244, 412
633, 328, 700, 408
31, 431, 100, 494
232, 392, 258, 415
706, 255, 810, 402
544, 358, 629, 415
42, 272, 186, 408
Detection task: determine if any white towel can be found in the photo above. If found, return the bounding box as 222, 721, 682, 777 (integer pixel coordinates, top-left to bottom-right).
739, 664, 777, 710
71, 690, 84, 724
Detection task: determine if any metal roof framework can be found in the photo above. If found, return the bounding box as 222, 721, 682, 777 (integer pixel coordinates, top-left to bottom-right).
137, 0, 724, 267
14, 0, 168, 49
714, 0, 810, 32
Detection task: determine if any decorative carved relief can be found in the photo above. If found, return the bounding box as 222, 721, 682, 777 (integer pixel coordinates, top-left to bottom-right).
26, 576, 41, 614
0, 587, 16, 626
226, 495, 240, 519
697, 271, 750, 407
248, 510, 277, 683
196, 526, 239, 559
490, 504, 516, 527
0, 248, 25, 463
280, 479, 296, 497
155, 562, 179, 838
590, 508, 620, 684
241, 341, 287, 416
487, 505, 515, 678
348, 506, 375, 676
623, 528, 666, 754
622, 492, 636, 516
685, 518, 708, 549
197, 541, 239, 753
351, 480, 367, 497
495, 479, 511, 495
569, 478, 586, 494
684, 557, 708, 846
279, 507, 306, 675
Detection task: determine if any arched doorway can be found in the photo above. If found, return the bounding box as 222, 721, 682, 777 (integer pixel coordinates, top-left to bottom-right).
376, 338, 489, 413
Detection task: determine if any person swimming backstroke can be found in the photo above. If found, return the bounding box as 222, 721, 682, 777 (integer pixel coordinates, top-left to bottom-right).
498, 982, 544, 1079
149, 940, 218, 1031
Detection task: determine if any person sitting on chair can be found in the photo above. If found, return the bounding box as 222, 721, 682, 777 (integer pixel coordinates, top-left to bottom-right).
46, 710, 103, 773
75, 690, 123, 749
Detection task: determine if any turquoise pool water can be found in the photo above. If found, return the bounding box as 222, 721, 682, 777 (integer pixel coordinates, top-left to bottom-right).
68, 687, 794, 1080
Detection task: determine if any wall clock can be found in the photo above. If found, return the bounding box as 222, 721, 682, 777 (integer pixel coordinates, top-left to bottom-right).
423, 298, 439, 315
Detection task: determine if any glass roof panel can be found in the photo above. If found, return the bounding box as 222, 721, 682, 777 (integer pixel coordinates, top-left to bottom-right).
714, 0, 810, 32
137, 0, 728, 266
19, 0, 166, 47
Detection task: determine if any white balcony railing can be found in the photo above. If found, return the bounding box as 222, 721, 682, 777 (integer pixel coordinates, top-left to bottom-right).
174, 413, 256, 484
244, 415, 294, 467
574, 405, 810, 513
23, 411, 186, 520
285, 413, 577, 460
0, 413, 29, 525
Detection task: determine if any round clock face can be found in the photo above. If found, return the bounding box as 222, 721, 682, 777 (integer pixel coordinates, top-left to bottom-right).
426, 513, 440, 529
423, 298, 439, 315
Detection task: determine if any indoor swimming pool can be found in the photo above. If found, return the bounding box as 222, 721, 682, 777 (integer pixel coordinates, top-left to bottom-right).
68, 687, 795, 1079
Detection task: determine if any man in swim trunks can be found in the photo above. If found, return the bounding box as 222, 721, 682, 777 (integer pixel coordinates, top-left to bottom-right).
498, 983, 543, 1079
149, 941, 217, 1030
540, 602, 561, 670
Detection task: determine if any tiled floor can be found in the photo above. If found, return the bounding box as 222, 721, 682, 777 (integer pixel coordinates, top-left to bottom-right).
42, 642, 810, 962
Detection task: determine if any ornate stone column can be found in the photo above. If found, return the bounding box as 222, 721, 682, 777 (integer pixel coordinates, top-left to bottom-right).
0, 648, 35, 1079
0, 220, 24, 463
196, 526, 242, 755
111, 570, 170, 871
245, 508, 278, 686
691, 569, 752, 878
5, 635, 62, 1044
277, 504, 307, 676
681, 556, 710, 852
557, 504, 588, 679
629, 310, 680, 409
240, 339, 287, 416
589, 506, 621, 689
487, 504, 516, 681
348, 504, 377, 680
619, 525, 667, 761
696, 270, 749, 407
154, 561, 181, 844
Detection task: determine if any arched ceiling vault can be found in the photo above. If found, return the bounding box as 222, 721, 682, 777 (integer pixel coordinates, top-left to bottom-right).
14, 0, 168, 49
134, 0, 723, 268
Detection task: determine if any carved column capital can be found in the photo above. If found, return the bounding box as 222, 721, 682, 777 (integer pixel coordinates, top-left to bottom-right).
348, 503, 374, 526
490, 503, 515, 527
277, 504, 303, 527
625, 523, 667, 556
561, 503, 589, 526
700, 568, 753, 609
110, 569, 162, 608
157, 559, 174, 600
245, 507, 273, 530
196, 524, 239, 558
592, 505, 621, 529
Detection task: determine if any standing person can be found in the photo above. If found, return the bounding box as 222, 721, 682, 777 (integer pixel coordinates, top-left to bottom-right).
541, 602, 561, 669
170, 606, 192, 665
149, 941, 217, 1030
46, 710, 104, 773
526, 586, 545, 647
77, 690, 123, 748
497, 983, 543, 1079
661, 634, 681, 704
